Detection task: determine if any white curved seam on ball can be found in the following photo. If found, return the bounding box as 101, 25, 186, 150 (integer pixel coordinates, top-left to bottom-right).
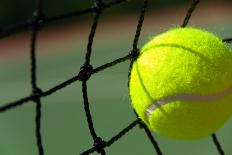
144, 86, 232, 124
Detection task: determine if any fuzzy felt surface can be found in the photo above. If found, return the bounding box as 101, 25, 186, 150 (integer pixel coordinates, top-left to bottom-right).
129, 27, 232, 140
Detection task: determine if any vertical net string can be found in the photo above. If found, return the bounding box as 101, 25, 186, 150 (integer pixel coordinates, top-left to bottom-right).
30, 22, 44, 155
128, 0, 148, 79
85, 12, 101, 65
30, 19, 38, 90
30, 0, 44, 154
181, 0, 200, 27
82, 81, 97, 139
35, 98, 44, 155
132, 0, 148, 51
30, 21, 44, 155
129, 0, 163, 154
129, 0, 149, 81
80, 1, 106, 154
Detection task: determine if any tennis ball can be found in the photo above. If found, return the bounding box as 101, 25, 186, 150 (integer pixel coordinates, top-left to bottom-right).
129, 27, 232, 140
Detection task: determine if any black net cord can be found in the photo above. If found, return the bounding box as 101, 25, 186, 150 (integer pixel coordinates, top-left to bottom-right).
0, 0, 230, 115
80, 1, 106, 154
35, 98, 44, 155
81, 81, 97, 140
212, 134, 225, 155
0, 37, 231, 113
0, 0, 231, 154
132, 0, 148, 51
140, 122, 163, 155
30, 21, 45, 155
129, 0, 163, 154
223, 38, 232, 43
0, 52, 133, 113
81, 81, 106, 155
0, 0, 126, 39
30, 23, 38, 90
85, 8, 101, 65
128, 0, 149, 84
80, 120, 140, 155
181, 0, 200, 27
30, 0, 45, 154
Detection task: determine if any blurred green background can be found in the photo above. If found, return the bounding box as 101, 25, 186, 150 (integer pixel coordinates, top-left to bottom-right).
0, 0, 218, 26
0, 0, 232, 155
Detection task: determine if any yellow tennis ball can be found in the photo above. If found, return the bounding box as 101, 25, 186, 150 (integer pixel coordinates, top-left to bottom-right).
129, 27, 232, 140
